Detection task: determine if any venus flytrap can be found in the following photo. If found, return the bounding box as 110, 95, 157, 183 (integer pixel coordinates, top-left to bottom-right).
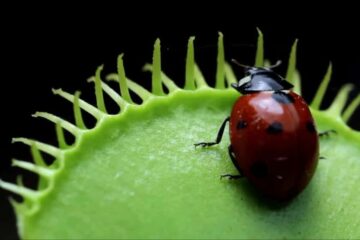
1, 30, 360, 239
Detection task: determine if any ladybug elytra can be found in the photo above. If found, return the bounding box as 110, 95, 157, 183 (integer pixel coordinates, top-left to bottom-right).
195, 61, 321, 200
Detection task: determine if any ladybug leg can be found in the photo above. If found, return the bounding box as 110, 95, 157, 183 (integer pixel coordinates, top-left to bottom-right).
228, 145, 243, 175
194, 117, 230, 148
319, 131, 336, 160
319, 130, 337, 137
220, 145, 243, 180
220, 174, 242, 180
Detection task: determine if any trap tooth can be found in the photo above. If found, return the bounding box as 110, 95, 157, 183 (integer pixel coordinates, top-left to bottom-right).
311, 63, 333, 110
12, 138, 61, 158
52, 88, 105, 120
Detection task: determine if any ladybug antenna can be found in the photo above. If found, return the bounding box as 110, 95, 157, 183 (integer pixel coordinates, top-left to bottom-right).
231, 59, 252, 70
267, 60, 282, 69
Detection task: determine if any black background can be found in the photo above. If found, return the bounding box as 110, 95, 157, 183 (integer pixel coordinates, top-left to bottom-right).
1, 4, 359, 239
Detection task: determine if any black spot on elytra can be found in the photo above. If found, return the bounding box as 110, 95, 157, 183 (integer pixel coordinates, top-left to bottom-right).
272, 91, 294, 104
267, 122, 283, 134
237, 120, 247, 129
251, 161, 268, 178
306, 121, 316, 133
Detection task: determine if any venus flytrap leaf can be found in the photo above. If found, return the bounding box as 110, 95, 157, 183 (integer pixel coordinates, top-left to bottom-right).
95, 65, 107, 113
326, 84, 354, 117
31, 143, 52, 191
117, 54, 133, 103
9, 196, 23, 209
342, 93, 360, 123
311, 62, 333, 109
87, 77, 128, 109
142, 64, 180, 92
55, 121, 68, 149
126, 79, 154, 101
52, 88, 105, 120
12, 138, 61, 158
286, 39, 302, 95
285, 39, 298, 81
152, 39, 164, 95
9, 198, 27, 237
73, 91, 87, 129
30, 143, 47, 167
194, 64, 209, 88
1, 33, 360, 239
32, 112, 81, 138
14, 175, 38, 209
255, 28, 264, 67
16, 175, 25, 187
12, 159, 54, 178
215, 32, 225, 89
106, 74, 153, 101
292, 69, 302, 95
224, 62, 238, 85
185, 36, 196, 90
0, 180, 39, 201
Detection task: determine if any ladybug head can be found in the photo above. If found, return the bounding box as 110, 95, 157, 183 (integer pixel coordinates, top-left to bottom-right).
231, 60, 294, 94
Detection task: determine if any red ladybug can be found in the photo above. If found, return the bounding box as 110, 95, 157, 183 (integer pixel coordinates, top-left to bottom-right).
195, 61, 320, 200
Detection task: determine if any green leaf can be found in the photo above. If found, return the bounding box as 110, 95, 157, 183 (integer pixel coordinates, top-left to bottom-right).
311, 63, 332, 110
152, 39, 164, 95
215, 32, 225, 89
1, 33, 360, 239
285, 39, 302, 95
185, 37, 196, 90
255, 28, 264, 67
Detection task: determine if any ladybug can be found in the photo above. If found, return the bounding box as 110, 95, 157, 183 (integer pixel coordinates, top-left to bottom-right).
195, 60, 323, 200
